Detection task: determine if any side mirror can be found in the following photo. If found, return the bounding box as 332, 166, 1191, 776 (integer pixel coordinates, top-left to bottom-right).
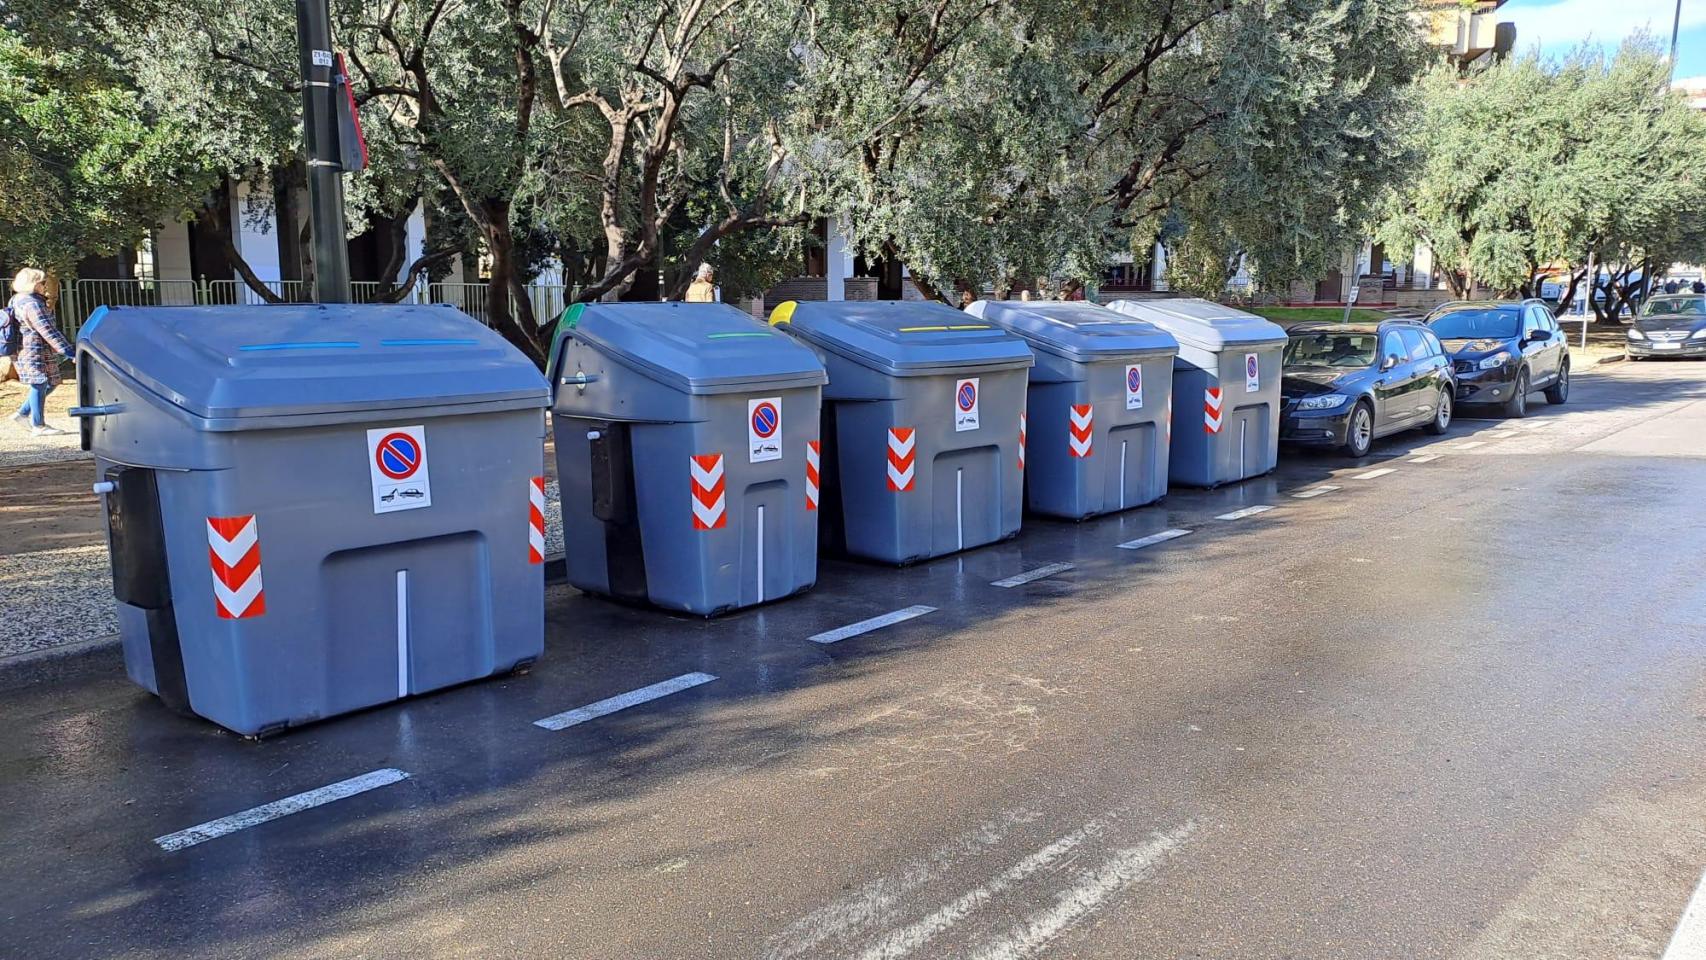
1525, 329, 1549, 344
1382, 354, 1402, 371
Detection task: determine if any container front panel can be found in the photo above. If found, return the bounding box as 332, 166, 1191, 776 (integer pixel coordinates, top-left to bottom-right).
153, 408, 545, 735
831, 371, 1024, 563
626, 387, 820, 615
1024, 360, 1173, 519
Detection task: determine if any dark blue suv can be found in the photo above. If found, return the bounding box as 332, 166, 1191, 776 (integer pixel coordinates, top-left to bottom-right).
1426, 300, 1570, 418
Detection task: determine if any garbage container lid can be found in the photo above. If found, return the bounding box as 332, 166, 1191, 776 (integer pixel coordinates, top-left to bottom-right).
963, 300, 1179, 363
550, 302, 827, 396
770, 300, 1033, 376
81, 304, 549, 424
1104, 298, 1287, 351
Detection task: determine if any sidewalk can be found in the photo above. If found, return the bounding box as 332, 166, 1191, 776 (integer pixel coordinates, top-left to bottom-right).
0, 380, 86, 467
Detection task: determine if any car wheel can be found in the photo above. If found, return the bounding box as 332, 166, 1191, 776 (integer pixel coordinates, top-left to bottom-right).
1544, 360, 1570, 404
1501, 369, 1529, 418
1341, 401, 1374, 457
1424, 388, 1452, 435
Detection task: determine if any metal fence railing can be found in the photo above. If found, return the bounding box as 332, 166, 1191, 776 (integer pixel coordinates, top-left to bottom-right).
55, 278, 579, 341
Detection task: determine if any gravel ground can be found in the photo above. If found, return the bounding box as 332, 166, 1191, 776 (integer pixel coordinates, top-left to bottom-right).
0, 380, 89, 468
0, 543, 118, 655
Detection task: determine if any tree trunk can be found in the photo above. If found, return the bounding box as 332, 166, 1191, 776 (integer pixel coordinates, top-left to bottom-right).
480, 204, 546, 365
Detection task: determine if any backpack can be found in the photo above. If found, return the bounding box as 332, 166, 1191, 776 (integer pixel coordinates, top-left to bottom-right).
0, 303, 18, 359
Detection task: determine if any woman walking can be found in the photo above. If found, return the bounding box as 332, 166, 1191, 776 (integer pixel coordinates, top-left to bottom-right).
8, 268, 74, 436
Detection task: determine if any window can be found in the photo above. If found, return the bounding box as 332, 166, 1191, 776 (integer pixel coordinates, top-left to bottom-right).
1522, 307, 1544, 337
1400, 328, 1430, 361
1381, 331, 1406, 364
1420, 329, 1445, 356
1429, 309, 1520, 340
1284, 333, 1378, 368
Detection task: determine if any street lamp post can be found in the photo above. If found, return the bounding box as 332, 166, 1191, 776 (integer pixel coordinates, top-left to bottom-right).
295, 0, 351, 304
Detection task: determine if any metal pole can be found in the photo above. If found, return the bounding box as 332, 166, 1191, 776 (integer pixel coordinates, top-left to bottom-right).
296, 0, 350, 303
1581, 250, 1595, 349
1669, 0, 1683, 86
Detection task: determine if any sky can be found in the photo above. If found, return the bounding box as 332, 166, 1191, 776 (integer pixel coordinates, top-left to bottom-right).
1500, 0, 1706, 78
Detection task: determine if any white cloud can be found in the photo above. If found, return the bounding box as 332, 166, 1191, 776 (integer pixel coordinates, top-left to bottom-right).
1500, 0, 1705, 50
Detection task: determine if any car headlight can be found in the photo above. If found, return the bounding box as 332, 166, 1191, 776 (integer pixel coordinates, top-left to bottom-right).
1691, 329, 1706, 340
1477, 352, 1513, 370
1627, 328, 1646, 340
1295, 394, 1348, 410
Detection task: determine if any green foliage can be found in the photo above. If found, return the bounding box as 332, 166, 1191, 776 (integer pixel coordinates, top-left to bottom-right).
1379, 38, 1706, 307
0, 29, 213, 272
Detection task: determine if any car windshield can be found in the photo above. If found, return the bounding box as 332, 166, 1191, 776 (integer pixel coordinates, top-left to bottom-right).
1641, 296, 1706, 318
1429, 309, 1520, 340
1284, 333, 1378, 368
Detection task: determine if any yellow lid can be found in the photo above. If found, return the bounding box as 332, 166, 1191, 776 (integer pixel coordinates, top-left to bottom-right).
768, 300, 799, 326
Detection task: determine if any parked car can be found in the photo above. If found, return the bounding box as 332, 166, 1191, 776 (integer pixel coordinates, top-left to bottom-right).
1425, 299, 1570, 418
1626, 293, 1706, 360
1280, 320, 1455, 457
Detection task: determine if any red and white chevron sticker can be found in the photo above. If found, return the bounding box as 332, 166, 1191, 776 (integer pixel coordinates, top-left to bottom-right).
528, 476, 546, 564
887, 427, 916, 492
1018, 412, 1027, 470
690, 454, 727, 530
1204, 387, 1224, 435
805, 440, 821, 511
207, 515, 265, 620
1069, 404, 1094, 458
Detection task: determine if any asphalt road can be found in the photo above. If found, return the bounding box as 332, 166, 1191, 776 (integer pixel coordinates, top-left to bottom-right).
3, 360, 1705, 960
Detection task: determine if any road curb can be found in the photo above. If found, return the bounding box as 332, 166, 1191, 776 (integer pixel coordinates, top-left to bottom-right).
0, 634, 122, 691
1596, 353, 1627, 365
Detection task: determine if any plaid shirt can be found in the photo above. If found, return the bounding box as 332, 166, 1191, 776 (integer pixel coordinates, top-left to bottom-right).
8, 293, 72, 386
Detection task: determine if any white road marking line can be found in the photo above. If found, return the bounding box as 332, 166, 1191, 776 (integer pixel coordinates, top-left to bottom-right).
852, 819, 1113, 960
1455, 440, 1488, 450
1486, 431, 1518, 440
809, 605, 936, 645
153, 768, 409, 852
1215, 505, 1273, 521
1292, 484, 1340, 499
1409, 454, 1441, 463
1661, 868, 1706, 960
1353, 467, 1396, 480
534, 672, 717, 731
1117, 528, 1192, 550
965, 822, 1196, 960
764, 811, 1040, 960
991, 563, 1074, 588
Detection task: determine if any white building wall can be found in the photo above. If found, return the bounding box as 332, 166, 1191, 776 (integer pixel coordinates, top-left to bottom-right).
230, 178, 282, 286
401, 203, 426, 284
826, 222, 852, 301
153, 221, 198, 304
1152, 242, 1169, 291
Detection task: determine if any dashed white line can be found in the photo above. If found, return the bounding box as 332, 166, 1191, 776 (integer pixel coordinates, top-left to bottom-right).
1409, 454, 1441, 463
1292, 485, 1340, 499
991, 563, 1075, 588
1353, 467, 1396, 480
1454, 440, 1488, 450
153, 768, 409, 852
965, 822, 1196, 960
1215, 506, 1274, 521
1117, 528, 1192, 550
534, 672, 717, 730
809, 605, 936, 645
1662, 869, 1706, 960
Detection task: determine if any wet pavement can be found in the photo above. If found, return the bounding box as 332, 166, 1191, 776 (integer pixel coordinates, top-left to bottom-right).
2, 360, 1705, 959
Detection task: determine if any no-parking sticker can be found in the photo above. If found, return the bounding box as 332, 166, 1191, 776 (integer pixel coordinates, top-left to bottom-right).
748, 397, 782, 463
1245, 353, 1260, 393
1125, 364, 1144, 410
367, 425, 433, 513
955, 378, 980, 432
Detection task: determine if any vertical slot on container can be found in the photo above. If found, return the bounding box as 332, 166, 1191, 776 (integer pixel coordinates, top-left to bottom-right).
1119, 439, 1128, 510
395, 570, 410, 697
955, 468, 964, 551
755, 505, 766, 604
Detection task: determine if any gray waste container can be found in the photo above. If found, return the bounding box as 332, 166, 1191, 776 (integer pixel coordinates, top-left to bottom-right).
769, 299, 1032, 564
1105, 298, 1286, 487
74, 303, 550, 736
548, 302, 827, 615
964, 300, 1179, 519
